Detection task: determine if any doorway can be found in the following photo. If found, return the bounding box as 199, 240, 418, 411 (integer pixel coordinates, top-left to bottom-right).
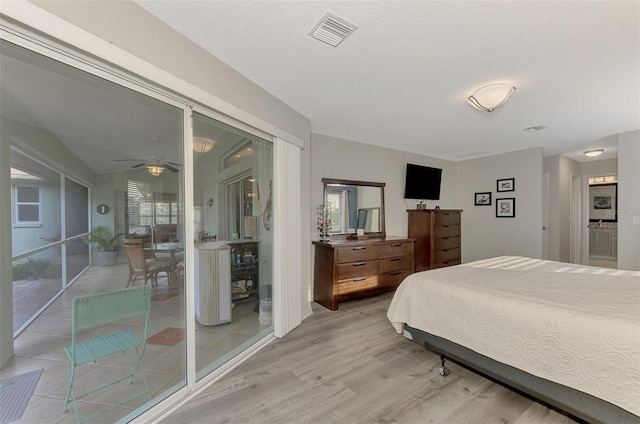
586, 175, 618, 269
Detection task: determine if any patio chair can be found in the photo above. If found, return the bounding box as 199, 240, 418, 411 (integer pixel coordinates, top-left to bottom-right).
175, 260, 184, 283
62, 285, 152, 424
124, 241, 171, 287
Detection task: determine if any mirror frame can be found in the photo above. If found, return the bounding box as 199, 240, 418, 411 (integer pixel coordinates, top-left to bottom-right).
322, 178, 386, 238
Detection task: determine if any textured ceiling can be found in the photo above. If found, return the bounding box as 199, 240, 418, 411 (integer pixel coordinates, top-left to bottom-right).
135, 0, 639, 162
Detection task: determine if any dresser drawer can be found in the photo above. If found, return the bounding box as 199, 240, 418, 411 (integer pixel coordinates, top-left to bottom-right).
435, 211, 461, 226
431, 259, 460, 269
337, 260, 378, 280
379, 255, 413, 273
435, 235, 460, 250
338, 275, 378, 295
337, 245, 378, 263
433, 247, 460, 263
378, 269, 413, 289
378, 241, 413, 258
434, 224, 460, 238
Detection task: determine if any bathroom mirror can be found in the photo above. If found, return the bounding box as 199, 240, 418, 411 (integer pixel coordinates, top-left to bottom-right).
322, 178, 385, 238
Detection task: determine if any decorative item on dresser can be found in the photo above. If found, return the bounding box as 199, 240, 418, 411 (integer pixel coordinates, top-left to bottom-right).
407, 209, 462, 272
313, 236, 414, 310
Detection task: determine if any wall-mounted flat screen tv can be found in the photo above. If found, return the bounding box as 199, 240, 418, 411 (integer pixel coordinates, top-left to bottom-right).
404, 163, 442, 200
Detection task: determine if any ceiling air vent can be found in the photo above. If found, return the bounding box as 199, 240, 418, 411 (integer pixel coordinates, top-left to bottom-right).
309, 12, 358, 47
522, 125, 548, 133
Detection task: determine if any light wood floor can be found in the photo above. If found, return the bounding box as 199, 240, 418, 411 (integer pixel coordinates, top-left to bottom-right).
163, 293, 578, 424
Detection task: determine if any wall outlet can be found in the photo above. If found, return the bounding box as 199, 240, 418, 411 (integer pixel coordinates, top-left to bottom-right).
633, 216, 640, 225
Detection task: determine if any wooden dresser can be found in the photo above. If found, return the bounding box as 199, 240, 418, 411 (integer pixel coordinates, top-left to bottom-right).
408, 209, 462, 272
313, 236, 414, 310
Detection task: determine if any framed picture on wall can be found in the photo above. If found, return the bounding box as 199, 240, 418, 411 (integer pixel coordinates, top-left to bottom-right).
496, 198, 515, 218
497, 178, 515, 192
474, 192, 492, 206
589, 183, 617, 222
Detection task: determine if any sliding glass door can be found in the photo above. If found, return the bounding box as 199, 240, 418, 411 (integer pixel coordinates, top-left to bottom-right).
2, 31, 277, 422
192, 112, 274, 379
2, 38, 186, 422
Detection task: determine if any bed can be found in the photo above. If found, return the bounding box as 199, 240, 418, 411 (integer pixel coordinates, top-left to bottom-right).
387, 256, 640, 423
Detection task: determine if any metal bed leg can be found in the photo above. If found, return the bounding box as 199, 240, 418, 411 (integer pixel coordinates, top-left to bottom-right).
439, 354, 450, 376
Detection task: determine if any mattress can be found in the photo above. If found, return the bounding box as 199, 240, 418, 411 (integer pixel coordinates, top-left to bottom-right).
387, 256, 640, 417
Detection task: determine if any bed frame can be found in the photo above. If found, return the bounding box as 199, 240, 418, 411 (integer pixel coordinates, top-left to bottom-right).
404, 324, 640, 424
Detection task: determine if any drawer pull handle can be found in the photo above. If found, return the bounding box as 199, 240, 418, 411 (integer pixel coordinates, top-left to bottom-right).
352, 247, 366, 251
352, 277, 366, 282
390, 244, 402, 247
442, 225, 449, 228
390, 257, 401, 261
390, 271, 402, 276
442, 237, 450, 240
353, 262, 366, 267
442, 249, 450, 252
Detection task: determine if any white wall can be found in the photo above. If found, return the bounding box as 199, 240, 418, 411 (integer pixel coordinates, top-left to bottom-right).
543, 154, 581, 262
558, 155, 581, 263
617, 130, 640, 271
311, 136, 545, 269
543, 156, 560, 260
580, 158, 617, 176
457, 147, 544, 262
310, 133, 459, 241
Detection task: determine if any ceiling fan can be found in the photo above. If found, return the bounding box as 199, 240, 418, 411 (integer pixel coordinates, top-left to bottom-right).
114, 136, 181, 175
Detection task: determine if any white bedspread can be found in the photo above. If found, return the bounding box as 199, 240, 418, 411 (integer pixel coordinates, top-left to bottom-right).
387, 256, 640, 416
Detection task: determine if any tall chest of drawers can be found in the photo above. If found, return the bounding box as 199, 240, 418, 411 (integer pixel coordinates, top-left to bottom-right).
408, 209, 462, 271
313, 236, 414, 310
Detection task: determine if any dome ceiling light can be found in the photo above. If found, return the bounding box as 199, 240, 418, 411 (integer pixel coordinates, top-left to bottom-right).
583, 149, 604, 157
467, 83, 516, 113
193, 137, 215, 154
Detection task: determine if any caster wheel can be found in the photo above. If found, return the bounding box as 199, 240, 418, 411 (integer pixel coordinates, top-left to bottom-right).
439, 366, 450, 376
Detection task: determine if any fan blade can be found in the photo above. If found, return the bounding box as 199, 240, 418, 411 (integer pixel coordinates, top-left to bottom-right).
165, 161, 182, 166
164, 163, 179, 173
131, 163, 146, 168
114, 159, 146, 162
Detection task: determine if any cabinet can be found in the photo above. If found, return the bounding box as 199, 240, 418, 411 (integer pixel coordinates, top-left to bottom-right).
227, 240, 259, 302
313, 236, 414, 310
589, 228, 617, 258
408, 209, 462, 271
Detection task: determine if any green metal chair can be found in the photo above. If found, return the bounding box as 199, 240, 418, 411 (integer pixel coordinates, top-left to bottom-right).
62, 285, 152, 423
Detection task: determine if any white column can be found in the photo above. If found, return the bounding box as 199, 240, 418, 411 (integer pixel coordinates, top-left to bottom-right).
273, 138, 301, 337
617, 130, 640, 271
0, 132, 15, 367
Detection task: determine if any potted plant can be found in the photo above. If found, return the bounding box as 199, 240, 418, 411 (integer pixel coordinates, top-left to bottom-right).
167, 236, 179, 248
88, 225, 122, 266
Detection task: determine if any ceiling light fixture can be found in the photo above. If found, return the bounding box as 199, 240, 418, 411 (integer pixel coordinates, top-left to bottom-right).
193, 137, 215, 154
583, 149, 604, 157
467, 83, 516, 113
146, 164, 165, 176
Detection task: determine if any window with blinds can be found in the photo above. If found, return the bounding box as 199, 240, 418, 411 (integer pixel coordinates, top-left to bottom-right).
127, 180, 178, 231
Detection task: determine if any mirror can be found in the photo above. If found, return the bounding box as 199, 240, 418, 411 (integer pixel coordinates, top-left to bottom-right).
322, 178, 385, 238
589, 182, 617, 222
